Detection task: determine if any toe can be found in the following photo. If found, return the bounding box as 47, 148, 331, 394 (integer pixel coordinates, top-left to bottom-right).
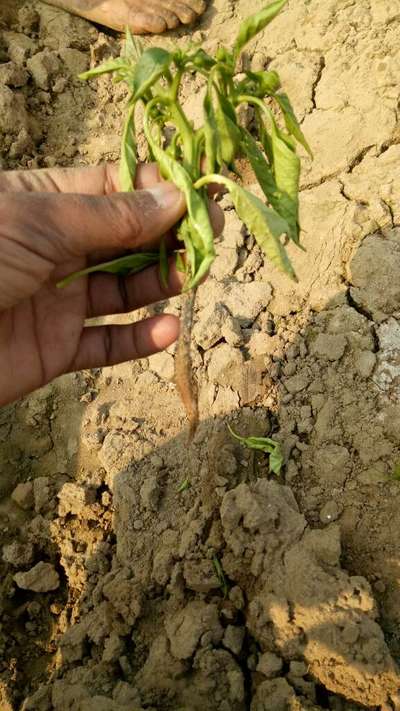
161, 0, 207, 24
185, 0, 207, 14
189, 0, 207, 15
127, 10, 168, 33
147, 2, 181, 28
163, 10, 180, 29
168, 2, 197, 24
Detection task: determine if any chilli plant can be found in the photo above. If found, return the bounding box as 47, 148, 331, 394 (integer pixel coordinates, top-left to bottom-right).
59, 0, 311, 438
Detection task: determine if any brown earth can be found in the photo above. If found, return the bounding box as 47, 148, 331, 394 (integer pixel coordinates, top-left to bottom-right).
1, 0, 400, 709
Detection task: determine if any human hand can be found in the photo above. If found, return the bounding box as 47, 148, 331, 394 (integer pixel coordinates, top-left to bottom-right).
0, 163, 223, 406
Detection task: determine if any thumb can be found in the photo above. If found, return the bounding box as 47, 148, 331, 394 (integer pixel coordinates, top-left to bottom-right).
2, 182, 186, 265
52, 181, 186, 258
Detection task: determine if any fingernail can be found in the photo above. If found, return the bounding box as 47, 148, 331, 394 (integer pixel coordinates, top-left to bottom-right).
148, 182, 183, 210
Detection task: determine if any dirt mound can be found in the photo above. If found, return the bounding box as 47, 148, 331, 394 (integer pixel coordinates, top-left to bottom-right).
2, 1, 400, 709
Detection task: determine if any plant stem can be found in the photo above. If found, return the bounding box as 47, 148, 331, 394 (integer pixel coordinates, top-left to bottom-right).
193, 173, 230, 190
175, 287, 199, 440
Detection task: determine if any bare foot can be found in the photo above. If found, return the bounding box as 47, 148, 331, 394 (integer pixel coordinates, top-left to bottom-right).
44, 0, 207, 33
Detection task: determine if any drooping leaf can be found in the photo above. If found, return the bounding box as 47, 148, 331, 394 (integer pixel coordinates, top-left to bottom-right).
57, 253, 159, 289
275, 92, 313, 156
241, 128, 299, 244
255, 107, 273, 164
241, 128, 276, 194
132, 47, 172, 100
119, 103, 137, 192
221, 177, 296, 280
159, 237, 169, 289
233, 0, 288, 58
228, 425, 284, 475
270, 120, 301, 244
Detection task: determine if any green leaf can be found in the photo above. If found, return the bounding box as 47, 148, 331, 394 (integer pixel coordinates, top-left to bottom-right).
119, 103, 137, 192
123, 26, 143, 62
212, 557, 228, 597
190, 48, 216, 71
57, 253, 159, 289
165, 131, 181, 161
275, 92, 312, 156
255, 107, 273, 164
254, 69, 281, 94
79, 57, 127, 81
215, 90, 241, 166
175, 251, 186, 274
177, 479, 191, 492
271, 123, 300, 203
203, 86, 218, 174
228, 425, 284, 475
178, 215, 215, 289
239, 69, 281, 97
234, 0, 288, 58
221, 177, 296, 279
270, 120, 301, 244
159, 238, 169, 289
241, 128, 299, 244
132, 47, 172, 100
391, 463, 400, 480
241, 129, 276, 194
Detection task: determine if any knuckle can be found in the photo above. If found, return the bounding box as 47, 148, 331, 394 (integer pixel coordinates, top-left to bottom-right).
110, 195, 145, 247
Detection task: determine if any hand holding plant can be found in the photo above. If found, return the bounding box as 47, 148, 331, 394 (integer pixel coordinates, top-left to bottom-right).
0, 164, 223, 406
63, 0, 310, 436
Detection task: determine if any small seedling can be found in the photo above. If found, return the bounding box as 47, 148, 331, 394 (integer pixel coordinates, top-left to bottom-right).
60, 0, 310, 437
212, 555, 228, 598
391, 463, 400, 481
177, 478, 191, 492
228, 425, 283, 475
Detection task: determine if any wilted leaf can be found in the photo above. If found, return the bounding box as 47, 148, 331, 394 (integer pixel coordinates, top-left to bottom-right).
275, 92, 313, 156
221, 177, 296, 279
228, 425, 284, 475
270, 120, 301, 244
241, 128, 300, 244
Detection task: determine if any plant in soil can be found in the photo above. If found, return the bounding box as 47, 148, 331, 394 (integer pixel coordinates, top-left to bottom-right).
59, 0, 311, 438
228, 425, 284, 475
